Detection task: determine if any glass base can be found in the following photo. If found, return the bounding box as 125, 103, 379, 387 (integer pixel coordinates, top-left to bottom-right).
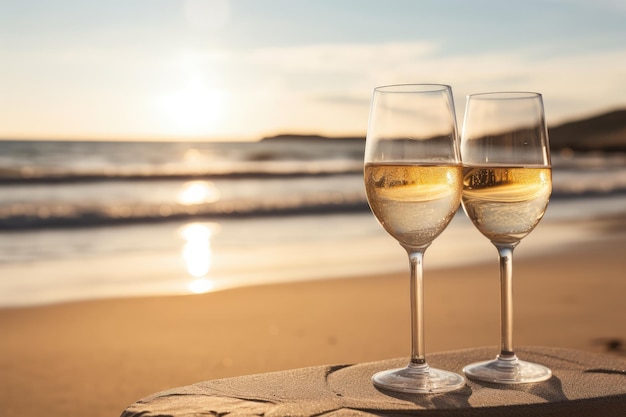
463, 354, 552, 384
372, 363, 465, 394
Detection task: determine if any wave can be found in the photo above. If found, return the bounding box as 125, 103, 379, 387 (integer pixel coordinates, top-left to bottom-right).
0, 139, 366, 185
1, 186, 625, 231
0, 142, 623, 231
0, 165, 364, 185
0, 193, 370, 231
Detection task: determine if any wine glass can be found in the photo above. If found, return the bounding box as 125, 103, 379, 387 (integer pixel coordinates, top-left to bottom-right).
364, 84, 465, 393
460, 91, 552, 384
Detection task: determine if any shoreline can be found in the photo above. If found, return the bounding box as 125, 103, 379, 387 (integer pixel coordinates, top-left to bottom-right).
2, 205, 625, 309
1, 221, 625, 417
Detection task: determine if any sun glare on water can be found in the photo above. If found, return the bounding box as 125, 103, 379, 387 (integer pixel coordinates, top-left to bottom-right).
178, 180, 221, 205
179, 222, 221, 294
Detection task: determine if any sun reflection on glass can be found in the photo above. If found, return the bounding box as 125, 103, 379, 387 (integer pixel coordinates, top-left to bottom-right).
178, 180, 220, 205
179, 222, 221, 294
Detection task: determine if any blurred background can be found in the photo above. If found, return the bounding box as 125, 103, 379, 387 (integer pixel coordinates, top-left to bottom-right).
0, 0, 624, 307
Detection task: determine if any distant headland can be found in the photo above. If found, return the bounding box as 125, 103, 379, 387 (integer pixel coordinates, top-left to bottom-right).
261, 108, 626, 152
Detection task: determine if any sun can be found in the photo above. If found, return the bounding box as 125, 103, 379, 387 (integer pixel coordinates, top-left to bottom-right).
160, 77, 226, 136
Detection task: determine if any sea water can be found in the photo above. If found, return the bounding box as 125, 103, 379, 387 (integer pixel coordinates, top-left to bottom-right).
0, 139, 624, 307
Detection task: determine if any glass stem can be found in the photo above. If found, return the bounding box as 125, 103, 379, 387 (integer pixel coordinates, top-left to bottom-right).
496, 244, 517, 359
406, 248, 427, 366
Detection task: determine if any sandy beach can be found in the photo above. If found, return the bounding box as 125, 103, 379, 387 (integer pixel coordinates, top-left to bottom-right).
0, 215, 625, 417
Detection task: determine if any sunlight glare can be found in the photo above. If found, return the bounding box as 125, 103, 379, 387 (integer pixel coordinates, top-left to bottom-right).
179, 222, 221, 294
178, 180, 220, 205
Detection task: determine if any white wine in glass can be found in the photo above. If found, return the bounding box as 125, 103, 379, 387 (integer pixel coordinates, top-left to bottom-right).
460, 91, 552, 384
364, 84, 465, 393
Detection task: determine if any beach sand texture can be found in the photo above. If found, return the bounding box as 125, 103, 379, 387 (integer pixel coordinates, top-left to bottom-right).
0, 215, 624, 417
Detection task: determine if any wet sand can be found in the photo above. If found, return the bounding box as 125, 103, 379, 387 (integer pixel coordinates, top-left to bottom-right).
0, 218, 624, 417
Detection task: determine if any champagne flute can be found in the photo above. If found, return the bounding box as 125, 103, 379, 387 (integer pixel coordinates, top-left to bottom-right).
364, 84, 465, 393
460, 92, 552, 384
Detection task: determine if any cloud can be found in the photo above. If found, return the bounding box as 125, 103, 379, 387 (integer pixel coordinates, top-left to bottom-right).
1, 32, 624, 138
217, 41, 439, 90
244, 41, 439, 72
215, 40, 626, 124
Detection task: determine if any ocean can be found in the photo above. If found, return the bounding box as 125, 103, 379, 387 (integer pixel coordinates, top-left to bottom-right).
0, 139, 625, 307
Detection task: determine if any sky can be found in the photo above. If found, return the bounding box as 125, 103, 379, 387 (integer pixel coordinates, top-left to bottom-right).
1, 0, 625, 141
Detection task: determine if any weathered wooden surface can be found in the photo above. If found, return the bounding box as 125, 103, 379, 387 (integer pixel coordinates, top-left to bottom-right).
122, 346, 626, 416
